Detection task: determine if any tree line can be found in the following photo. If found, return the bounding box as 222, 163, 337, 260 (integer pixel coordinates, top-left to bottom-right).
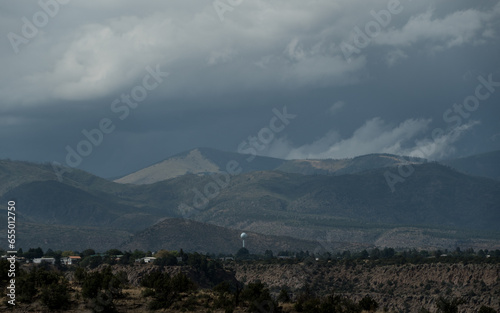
1, 246, 499, 312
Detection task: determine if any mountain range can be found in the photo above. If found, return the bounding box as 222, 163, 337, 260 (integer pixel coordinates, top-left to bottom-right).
1, 148, 499, 253
114, 147, 428, 184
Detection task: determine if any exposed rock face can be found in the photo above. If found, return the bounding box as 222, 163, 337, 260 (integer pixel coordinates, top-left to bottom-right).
233, 262, 500, 313
83, 261, 499, 312
99, 263, 239, 289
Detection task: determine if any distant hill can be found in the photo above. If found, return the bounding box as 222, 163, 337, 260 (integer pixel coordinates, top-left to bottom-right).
441, 150, 500, 181
114, 147, 285, 184
11, 222, 131, 252
114, 147, 428, 185
277, 153, 426, 176
120, 218, 319, 253
1, 152, 500, 252
0, 159, 126, 195
0, 159, 166, 251
0, 180, 159, 231
175, 163, 500, 232
117, 161, 500, 251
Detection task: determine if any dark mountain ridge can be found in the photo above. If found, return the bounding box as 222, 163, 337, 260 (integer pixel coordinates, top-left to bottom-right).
1, 150, 499, 252
442, 150, 500, 181
120, 218, 319, 253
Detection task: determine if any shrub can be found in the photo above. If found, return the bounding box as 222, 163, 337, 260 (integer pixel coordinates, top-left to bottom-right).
241, 281, 281, 313
213, 281, 235, 312
278, 288, 291, 303
16, 274, 37, 303
141, 271, 196, 309
40, 280, 71, 310
17, 266, 62, 304
81, 266, 127, 312
153, 254, 178, 267
478, 306, 497, 313
436, 296, 464, 313
359, 295, 378, 312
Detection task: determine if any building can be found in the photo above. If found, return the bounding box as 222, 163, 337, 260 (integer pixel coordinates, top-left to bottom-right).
136, 257, 156, 263
33, 257, 56, 264
61, 256, 81, 265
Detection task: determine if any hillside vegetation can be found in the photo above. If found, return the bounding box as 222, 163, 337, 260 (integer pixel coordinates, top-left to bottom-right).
1, 151, 499, 252
1, 249, 499, 313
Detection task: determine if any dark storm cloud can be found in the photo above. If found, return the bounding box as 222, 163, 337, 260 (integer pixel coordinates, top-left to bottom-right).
1, 0, 499, 177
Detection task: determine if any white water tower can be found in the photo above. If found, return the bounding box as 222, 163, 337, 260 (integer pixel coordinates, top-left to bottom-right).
240, 232, 248, 248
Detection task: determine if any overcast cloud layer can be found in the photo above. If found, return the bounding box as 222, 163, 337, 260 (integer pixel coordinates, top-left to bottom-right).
1, 0, 499, 177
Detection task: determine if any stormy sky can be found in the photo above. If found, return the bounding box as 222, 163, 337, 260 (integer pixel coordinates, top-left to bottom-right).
1, 0, 499, 178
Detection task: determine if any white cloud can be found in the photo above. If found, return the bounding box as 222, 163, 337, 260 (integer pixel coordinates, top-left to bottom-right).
374, 5, 500, 51
208, 48, 237, 66
328, 101, 345, 115
285, 38, 305, 61
490, 133, 500, 142
264, 117, 481, 160
1, 1, 498, 108
264, 117, 432, 160
0, 0, 372, 107
386, 49, 408, 67
396, 120, 480, 159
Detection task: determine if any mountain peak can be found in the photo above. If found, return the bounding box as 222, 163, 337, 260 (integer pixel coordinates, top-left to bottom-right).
114, 148, 221, 185
113, 147, 286, 185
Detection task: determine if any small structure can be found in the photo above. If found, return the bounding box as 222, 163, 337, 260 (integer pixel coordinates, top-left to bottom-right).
33, 257, 56, 265
240, 232, 248, 248
61, 256, 81, 265
136, 257, 156, 263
